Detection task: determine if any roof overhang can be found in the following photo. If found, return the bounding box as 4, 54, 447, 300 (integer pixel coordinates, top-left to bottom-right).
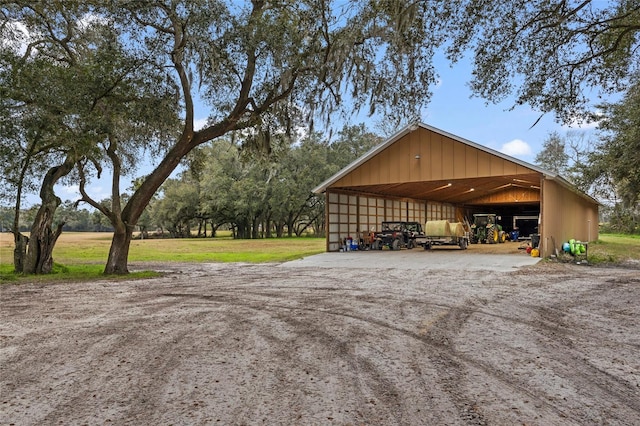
313, 122, 599, 206
327, 174, 542, 205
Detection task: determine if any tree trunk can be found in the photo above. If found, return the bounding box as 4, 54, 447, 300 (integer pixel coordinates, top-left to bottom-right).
275, 222, 284, 238
104, 102, 243, 272
23, 158, 75, 274
287, 214, 295, 237
236, 221, 249, 239
24, 215, 64, 274
252, 215, 261, 239
12, 138, 37, 273
13, 232, 28, 274
264, 212, 273, 238
24, 203, 62, 274
104, 222, 133, 275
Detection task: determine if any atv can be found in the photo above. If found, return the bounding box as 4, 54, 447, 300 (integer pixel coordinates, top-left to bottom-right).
371, 221, 423, 250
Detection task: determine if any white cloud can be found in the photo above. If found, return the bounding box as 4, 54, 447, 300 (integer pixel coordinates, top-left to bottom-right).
499, 139, 533, 157
59, 184, 80, 198
2, 21, 31, 55
193, 118, 208, 131
561, 118, 600, 130
55, 183, 110, 204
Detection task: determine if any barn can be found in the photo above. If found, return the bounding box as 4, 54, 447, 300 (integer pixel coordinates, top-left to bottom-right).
313, 123, 599, 257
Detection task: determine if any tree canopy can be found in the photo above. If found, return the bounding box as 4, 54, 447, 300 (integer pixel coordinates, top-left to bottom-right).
596, 77, 640, 205
88, 0, 449, 273
1, 1, 181, 273
151, 124, 381, 239
442, 0, 640, 124
3, 0, 640, 273
534, 132, 570, 175
588, 75, 640, 232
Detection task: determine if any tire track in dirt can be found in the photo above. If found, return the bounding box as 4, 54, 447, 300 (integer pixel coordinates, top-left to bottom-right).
3, 262, 639, 425
160, 291, 426, 424
450, 270, 640, 424
528, 305, 640, 421
514, 270, 640, 420
4, 295, 211, 424
160, 289, 579, 424
419, 301, 489, 425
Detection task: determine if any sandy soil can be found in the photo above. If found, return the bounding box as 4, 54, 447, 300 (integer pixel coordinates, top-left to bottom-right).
1, 261, 639, 425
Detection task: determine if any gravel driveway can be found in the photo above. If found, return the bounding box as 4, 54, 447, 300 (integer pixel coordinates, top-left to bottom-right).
1, 260, 639, 425
283, 250, 541, 271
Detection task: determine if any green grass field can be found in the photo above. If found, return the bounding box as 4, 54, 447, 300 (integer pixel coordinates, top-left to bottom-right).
1, 232, 638, 283
0, 232, 325, 282
586, 233, 640, 264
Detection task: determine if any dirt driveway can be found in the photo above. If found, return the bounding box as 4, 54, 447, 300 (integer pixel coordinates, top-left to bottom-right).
1, 260, 639, 425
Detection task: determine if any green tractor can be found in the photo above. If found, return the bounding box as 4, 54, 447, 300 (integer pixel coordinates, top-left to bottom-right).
470, 213, 506, 244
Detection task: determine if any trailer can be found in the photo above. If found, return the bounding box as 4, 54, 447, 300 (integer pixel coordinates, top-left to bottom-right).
415, 220, 469, 250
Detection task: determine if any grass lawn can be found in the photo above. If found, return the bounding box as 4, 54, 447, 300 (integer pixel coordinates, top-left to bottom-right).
1, 232, 638, 283
586, 233, 640, 264
0, 232, 325, 283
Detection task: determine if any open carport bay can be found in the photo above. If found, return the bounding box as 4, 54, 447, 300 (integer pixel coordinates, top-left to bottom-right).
2, 260, 638, 425
465, 204, 541, 240
316, 123, 599, 257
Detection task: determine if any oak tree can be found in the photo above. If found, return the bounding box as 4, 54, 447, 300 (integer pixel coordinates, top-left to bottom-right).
92, 0, 445, 273
442, 0, 640, 124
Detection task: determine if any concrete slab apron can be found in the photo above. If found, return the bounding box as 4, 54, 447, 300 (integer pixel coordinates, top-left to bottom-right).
281, 250, 541, 272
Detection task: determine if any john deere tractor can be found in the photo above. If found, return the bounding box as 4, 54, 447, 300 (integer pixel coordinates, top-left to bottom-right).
470, 214, 506, 244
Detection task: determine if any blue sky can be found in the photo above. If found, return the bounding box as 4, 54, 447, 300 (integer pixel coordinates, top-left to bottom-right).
416, 57, 597, 162
52, 52, 599, 207
5, 2, 604, 208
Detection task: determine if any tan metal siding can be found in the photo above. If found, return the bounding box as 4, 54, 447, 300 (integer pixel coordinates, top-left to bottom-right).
409, 130, 422, 181
430, 133, 443, 178
453, 141, 467, 179
477, 151, 492, 176
465, 145, 478, 176
442, 135, 454, 179
540, 179, 599, 257
380, 148, 390, 183
332, 127, 536, 188
503, 160, 517, 175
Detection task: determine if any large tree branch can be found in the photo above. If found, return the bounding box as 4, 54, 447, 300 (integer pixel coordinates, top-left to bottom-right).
105, 135, 123, 217
12, 132, 40, 241
126, 0, 174, 34
77, 161, 111, 218
564, 26, 639, 69
27, 4, 77, 65
228, 2, 265, 120
163, 5, 194, 136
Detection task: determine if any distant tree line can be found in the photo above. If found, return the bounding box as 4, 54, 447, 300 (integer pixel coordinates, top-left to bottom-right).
1, 124, 380, 238
141, 124, 381, 239
0, 201, 112, 233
